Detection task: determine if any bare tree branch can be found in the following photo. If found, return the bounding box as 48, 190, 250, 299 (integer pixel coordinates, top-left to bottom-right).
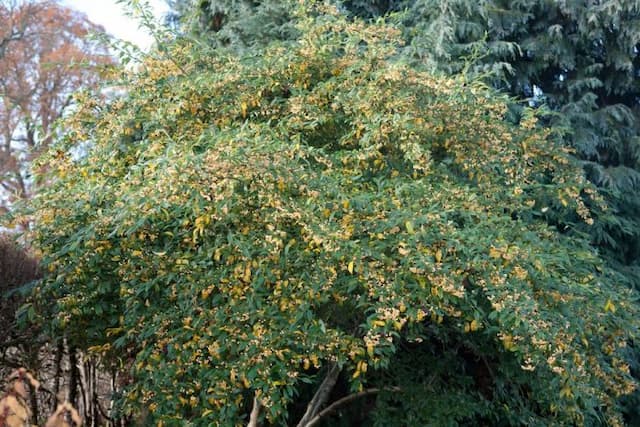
247, 393, 261, 427
296, 363, 341, 427
303, 386, 402, 427
0, 0, 112, 214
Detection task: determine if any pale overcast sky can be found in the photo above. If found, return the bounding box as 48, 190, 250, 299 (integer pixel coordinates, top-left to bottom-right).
60, 0, 171, 50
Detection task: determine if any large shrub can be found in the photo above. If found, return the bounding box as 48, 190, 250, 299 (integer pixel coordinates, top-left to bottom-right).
29, 5, 636, 426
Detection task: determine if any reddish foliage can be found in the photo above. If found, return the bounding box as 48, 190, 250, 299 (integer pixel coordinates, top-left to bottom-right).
0, 0, 112, 209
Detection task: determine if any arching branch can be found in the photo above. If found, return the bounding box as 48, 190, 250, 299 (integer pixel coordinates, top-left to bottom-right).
296, 363, 341, 427
303, 386, 401, 427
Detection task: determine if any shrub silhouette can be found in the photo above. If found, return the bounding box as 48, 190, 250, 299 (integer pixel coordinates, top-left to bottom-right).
0, 235, 41, 347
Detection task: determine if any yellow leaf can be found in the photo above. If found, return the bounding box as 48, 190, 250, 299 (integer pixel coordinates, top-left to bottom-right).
405, 221, 415, 234
241, 102, 247, 118
489, 247, 501, 259
87, 343, 111, 354
106, 327, 123, 337
434, 249, 442, 263
348, 261, 354, 274
367, 343, 374, 357
604, 299, 616, 313
560, 386, 573, 399
398, 245, 410, 256
201, 287, 213, 299
501, 334, 516, 351
470, 319, 479, 331
243, 264, 252, 282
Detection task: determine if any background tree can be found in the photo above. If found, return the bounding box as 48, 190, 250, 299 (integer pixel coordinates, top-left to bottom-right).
29, 4, 637, 425
0, 2, 114, 424
0, 0, 111, 214
164, 0, 296, 49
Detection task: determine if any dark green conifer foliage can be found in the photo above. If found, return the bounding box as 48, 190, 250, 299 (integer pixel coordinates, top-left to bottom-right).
165, 0, 296, 49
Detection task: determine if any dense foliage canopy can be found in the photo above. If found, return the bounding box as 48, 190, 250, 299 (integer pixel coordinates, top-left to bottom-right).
165, 1, 640, 418
28, 4, 637, 426
172, 0, 640, 285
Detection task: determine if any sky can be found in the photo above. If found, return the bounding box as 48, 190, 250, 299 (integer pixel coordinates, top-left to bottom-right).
60, 0, 171, 51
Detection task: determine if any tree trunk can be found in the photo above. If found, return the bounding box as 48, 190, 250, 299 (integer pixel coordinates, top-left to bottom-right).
296, 363, 341, 427
247, 393, 261, 427
26, 347, 40, 425
69, 347, 79, 407
92, 360, 99, 427
29, 380, 39, 426
77, 358, 89, 425
53, 339, 64, 405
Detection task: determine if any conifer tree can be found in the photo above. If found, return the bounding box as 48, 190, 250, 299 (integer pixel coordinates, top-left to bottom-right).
165, 0, 295, 49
